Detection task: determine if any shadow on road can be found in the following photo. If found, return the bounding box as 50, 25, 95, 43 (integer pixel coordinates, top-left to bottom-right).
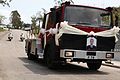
6, 40, 11, 41
19, 57, 109, 75
18, 40, 24, 42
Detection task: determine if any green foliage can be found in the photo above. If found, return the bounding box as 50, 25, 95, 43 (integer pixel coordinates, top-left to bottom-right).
0, 0, 12, 7
0, 15, 6, 24
10, 10, 22, 29
116, 7, 120, 26
102, 15, 110, 25
31, 11, 43, 36
0, 27, 5, 32
31, 16, 39, 36
31, 15, 36, 29
112, 7, 120, 26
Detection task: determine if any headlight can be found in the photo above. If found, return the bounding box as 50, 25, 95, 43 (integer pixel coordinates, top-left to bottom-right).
65, 51, 74, 57
106, 53, 114, 58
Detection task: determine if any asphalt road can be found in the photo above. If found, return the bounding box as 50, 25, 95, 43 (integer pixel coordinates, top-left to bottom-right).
0, 29, 120, 80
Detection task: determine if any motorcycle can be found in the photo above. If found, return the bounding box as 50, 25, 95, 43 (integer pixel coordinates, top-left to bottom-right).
20, 36, 25, 42
20, 33, 25, 42
8, 33, 13, 41
8, 36, 13, 41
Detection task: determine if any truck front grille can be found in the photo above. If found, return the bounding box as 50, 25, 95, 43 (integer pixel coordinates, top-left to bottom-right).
59, 34, 115, 51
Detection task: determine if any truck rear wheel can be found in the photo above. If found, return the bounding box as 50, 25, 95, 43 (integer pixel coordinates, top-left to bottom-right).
27, 53, 34, 60
34, 48, 38, 60
87, 61, 102, 70
27, 43, 34, 60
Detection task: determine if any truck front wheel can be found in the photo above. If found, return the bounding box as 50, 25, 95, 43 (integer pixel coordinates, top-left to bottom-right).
27, 53, 34, 60
45, 45, 56, 69
87, 61, 102, 70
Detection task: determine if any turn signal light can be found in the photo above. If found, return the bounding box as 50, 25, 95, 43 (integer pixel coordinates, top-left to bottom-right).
106, 53, 114, 58
65, 51, 74, 57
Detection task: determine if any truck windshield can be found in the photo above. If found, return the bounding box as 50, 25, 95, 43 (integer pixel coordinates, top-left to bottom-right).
64, 6, 111, 28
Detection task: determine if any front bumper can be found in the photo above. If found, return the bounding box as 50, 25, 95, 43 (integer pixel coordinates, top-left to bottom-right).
60, 49, 114, 60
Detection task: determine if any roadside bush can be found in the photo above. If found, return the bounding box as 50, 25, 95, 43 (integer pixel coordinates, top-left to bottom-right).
0, 27, 5, 32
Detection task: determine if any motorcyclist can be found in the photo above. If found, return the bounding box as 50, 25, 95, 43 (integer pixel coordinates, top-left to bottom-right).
8, 33, 13, 37
20, 33, 25, 41
8, 33, 13, 41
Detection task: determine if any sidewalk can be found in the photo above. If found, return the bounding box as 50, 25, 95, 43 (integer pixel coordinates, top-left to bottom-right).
102, 60, 120, 68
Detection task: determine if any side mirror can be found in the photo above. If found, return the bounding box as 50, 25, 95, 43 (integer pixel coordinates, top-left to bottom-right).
50, 8, 56, 23
115, 15, 119, 26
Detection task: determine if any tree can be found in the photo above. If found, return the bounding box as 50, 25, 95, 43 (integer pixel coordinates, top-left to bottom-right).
116, 7, 120, 26
0, 15, 6, 24
31, 11, 44, 35
112, 7, 120, 26
31, 15, 37, 35
10, 10, 22, 29
36, 11, 43, 27
0, 0, 12, 7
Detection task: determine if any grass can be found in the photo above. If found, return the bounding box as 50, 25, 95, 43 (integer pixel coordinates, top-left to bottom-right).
0, 27, 5, 32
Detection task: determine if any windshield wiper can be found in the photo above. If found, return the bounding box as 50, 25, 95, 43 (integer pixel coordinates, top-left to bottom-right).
98, 25, 111, 28
76, 22, 92, 25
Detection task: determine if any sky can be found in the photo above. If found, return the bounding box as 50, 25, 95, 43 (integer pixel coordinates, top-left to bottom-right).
0, 0, 120, 24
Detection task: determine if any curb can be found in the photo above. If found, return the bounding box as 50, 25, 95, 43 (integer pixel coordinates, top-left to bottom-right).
102, 63, 120, 69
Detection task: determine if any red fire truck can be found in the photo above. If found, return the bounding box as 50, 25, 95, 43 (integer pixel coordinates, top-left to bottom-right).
25, 2, 119, 70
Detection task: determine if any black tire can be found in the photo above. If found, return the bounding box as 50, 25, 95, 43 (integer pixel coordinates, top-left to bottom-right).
34, 48, 38, 60
44, 41, 59, 69
27, 43, 34, 60
45, 45, 56, 69
87, 61, 102, 70
27, 53, 34, 60
21, 39, 23, 42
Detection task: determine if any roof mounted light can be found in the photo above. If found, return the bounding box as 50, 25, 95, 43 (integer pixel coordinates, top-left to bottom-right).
61, 1, 70, 6
50, 8, 56, 12
106, 7, 113, 12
